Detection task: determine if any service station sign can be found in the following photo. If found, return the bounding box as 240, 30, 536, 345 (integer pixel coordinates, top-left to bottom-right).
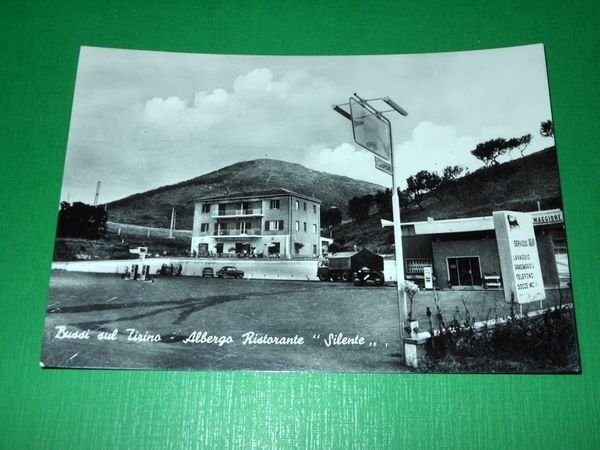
493, 211, 546, 304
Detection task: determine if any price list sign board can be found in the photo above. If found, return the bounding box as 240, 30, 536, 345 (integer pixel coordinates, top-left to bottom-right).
493, 211, 546, 304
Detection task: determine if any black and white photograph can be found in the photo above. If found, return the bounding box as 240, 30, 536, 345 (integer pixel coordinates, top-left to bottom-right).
41, 44, 580, 373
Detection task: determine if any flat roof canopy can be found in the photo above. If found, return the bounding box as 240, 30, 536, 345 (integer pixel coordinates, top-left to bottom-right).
403, 209, 563, 236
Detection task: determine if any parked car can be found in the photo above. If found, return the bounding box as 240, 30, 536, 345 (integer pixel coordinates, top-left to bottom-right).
201, 267, 214, 278
353, 267, 385, 286
216, 266, 244, 279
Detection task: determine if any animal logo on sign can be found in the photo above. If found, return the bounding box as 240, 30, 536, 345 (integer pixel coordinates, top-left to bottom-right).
507, 215, 520, 229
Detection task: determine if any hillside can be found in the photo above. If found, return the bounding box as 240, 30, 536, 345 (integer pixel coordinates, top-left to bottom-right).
106, 159, 386, 229
334, 146, 564, 251
402, 146, 563, 222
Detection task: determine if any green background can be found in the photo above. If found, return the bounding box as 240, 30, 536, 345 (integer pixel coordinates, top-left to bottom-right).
1, 1, 599, 448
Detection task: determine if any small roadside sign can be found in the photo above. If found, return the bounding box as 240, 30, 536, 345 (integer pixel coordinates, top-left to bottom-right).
423, 266, 433, 289
374, 155, 392, 175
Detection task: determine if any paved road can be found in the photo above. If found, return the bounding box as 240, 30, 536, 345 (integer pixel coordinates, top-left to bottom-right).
41, 271, 574, 372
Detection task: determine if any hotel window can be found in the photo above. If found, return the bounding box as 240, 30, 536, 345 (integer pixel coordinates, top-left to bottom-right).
295, 200, 299, 209
270, 199, 280, 209
200, 223, 209, 232
303, 202, 307, 211
312, 224, 317, 234
295, 221, 300, 231
265, 220, 284, 231
303, 222, 307, 232
201, 204, 211, 213
313, 244, 317, 255
313, 204, 317, 213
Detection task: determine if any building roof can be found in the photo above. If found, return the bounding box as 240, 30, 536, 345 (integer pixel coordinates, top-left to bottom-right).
194, 188, 321, 204
400, 209, 564, 235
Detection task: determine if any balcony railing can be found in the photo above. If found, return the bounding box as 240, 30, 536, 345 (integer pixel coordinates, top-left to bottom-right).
213, 208, 263, 217
213, 228, 262, 236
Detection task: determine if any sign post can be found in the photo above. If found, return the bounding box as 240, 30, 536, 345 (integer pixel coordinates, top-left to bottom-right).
349, 98, 392, 161
345, 96, 408, 324
374, 156, 393, 175
493, 211, 546, 304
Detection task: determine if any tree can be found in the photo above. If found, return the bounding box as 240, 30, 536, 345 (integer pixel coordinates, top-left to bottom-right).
470, 138, 509, 167
327, 241, 344, 253
400, 280, 420, 321
348, 194, 373, 222
320, 206, 342, 231
373, 189, 392, 213
441, 165, 466, 183
471, 134, 533, 166
398, 188, 410, 212
56, 201, 107, 239
506, 133, 532, 157
540, 120, 554, 138
405, 170, 441, 209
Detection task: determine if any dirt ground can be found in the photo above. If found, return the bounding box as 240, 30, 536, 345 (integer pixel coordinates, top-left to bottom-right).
41, 271, 574, 372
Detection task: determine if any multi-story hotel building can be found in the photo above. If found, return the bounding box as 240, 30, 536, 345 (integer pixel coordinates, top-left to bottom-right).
191, 189, 322, 258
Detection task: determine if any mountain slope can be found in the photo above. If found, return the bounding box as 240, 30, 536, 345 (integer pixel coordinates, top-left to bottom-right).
106, 158, 386, 229
402, 146, 563, 222
334, 146, 564, 251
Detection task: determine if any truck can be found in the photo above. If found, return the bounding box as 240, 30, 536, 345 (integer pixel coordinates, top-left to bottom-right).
317, 248, 385, 284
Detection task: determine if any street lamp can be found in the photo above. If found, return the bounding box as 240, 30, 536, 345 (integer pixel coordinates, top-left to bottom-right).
332, 94, 409, 326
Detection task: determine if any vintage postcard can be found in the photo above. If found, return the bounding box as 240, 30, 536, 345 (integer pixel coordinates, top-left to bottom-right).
41, 45, 580, 373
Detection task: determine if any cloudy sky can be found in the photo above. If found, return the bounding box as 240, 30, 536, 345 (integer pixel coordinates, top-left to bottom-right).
61, 44, 555, 204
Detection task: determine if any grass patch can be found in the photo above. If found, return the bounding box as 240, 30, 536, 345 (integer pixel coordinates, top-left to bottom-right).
421, 294, 580, 373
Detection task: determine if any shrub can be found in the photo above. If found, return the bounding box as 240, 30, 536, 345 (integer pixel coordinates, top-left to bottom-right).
424, 296, 579, 372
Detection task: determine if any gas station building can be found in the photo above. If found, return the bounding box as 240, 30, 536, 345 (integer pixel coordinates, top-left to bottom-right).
399, 209, 568, 289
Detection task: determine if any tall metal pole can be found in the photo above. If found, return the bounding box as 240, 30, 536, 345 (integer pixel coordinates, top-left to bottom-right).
389, 138, 408, 323
333, 95, 409, 326
366, 105, 408, 325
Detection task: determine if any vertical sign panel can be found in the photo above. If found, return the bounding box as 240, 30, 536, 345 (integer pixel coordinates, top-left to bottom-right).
349, 98, 392, 161
374, 155, 393, 175
493, 211, 546, 304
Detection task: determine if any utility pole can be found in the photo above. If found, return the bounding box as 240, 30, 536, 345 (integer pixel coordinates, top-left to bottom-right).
93, 181, 101, 206
169, 208, 176, 239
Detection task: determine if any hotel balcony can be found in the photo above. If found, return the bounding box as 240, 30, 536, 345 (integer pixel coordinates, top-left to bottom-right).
212, 208, 264, 218
213, 228, 262, 238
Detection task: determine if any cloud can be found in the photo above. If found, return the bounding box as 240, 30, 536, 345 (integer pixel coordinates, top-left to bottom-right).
138, 66, 344, 162
391, 121, 478, 184
64, 47, 556, 204
233, 68, 288, 99
141, 68, 295, 141
193, 88, 230, 109
303, 121, 522, 189
393, 121, 554, 186
143, 90, 235, 131
143, 96, 187, 126
304, 143, 389, 186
